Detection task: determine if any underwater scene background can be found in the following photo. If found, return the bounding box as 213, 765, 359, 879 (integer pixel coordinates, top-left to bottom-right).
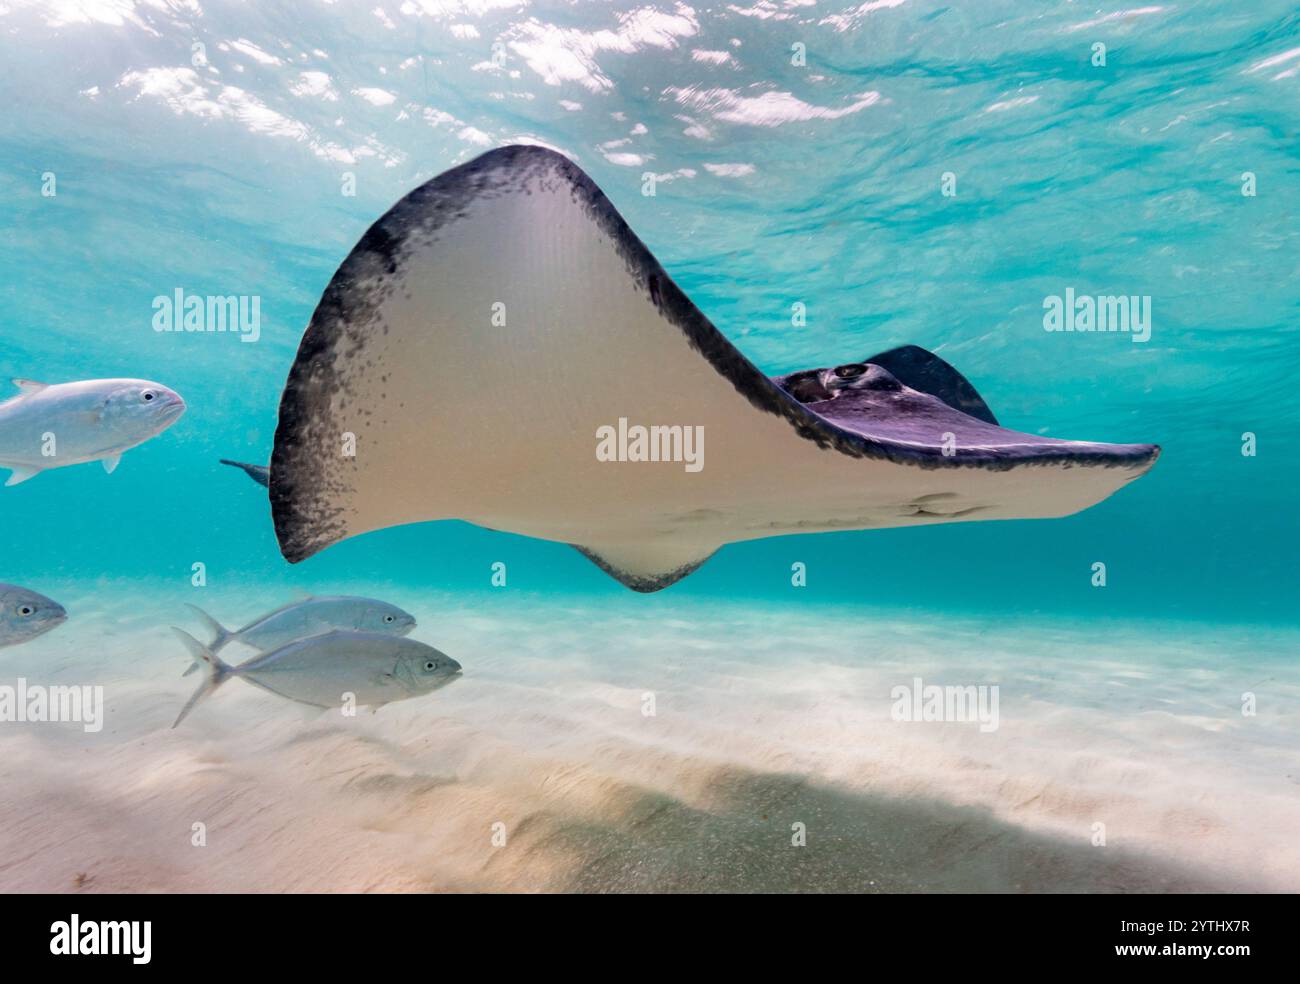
0, 0, 1297, 892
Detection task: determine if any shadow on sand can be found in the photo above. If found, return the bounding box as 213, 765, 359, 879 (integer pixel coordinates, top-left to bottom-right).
481, 765, 1244, 893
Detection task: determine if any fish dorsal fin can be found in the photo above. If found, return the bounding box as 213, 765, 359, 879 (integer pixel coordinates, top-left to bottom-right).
12, 379, 49, 395
236, 596, 313, 632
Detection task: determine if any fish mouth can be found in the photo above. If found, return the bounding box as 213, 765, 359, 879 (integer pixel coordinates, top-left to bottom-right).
28, 612, 67, 639
158, 396, 187, 422
437, 669, 463, 690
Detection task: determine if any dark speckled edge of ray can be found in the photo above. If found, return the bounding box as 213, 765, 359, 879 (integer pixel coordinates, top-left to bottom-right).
271, 144, 1160, 565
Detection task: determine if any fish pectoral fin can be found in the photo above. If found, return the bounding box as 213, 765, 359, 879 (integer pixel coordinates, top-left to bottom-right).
573, 539, 721, 593
102, 453, 122, 475
2, 464, 41, 487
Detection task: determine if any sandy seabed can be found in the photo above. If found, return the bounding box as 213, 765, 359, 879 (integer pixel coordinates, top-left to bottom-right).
0, 583, 1296, 893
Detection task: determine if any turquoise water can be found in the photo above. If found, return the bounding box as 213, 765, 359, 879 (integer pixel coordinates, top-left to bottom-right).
2, 1, 1296, 623
1, 0, 1299, 895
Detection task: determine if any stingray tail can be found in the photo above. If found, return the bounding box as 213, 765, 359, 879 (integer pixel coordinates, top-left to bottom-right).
220, 459, 271, 488
181, 603, 235, 677
171, 628, 234, 728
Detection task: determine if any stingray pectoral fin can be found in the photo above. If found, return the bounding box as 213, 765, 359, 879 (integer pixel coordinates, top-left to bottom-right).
800, 377, 1160, 520
271, 143, 793, 566
573, 541, 721, 593
862, 345, 999, 425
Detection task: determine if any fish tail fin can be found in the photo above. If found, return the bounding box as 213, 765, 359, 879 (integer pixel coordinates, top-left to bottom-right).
182, 603, 233, 675
171, 628, 232, 728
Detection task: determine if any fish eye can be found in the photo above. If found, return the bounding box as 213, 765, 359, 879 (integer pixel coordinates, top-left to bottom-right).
384, 615, 395, 623
424, 660, 437, 671
833, 363, 866, 379
142, 390, 156, 402
18, 606, 33, 617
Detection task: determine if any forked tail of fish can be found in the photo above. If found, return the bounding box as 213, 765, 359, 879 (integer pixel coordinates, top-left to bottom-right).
172, 627, 234, 728
181, 604, 234, 676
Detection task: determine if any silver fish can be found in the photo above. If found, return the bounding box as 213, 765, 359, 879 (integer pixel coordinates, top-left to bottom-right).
181, 596, 417, 676
171, 628, 462, 726
0, 378, 185, 486
0, 583, 67, 648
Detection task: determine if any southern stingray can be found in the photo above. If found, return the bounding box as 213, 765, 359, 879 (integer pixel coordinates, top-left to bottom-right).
267, 145, 1159, 592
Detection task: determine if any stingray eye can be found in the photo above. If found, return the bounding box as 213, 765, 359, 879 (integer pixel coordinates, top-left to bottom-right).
424, 660, 437, 672
833, 363, 866, 380
18, 606, 33, 617
142, 390, 156, 403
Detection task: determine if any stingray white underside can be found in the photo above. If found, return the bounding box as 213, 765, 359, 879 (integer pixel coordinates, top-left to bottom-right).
271, 147, 1158, 590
